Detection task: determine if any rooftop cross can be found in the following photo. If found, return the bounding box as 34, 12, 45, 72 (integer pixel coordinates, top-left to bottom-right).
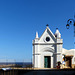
46, 24, 49, 27
56, 28, 58, 29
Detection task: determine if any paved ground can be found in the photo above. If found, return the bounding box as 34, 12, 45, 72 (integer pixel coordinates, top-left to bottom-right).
17, 69, 75, 75
1, 68, 75, 75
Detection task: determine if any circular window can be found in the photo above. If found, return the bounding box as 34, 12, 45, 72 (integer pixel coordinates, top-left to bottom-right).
46, 37, 50, 42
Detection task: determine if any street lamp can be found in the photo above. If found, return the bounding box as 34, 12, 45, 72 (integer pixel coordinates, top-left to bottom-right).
66, 16, 75, 63
66, 17, 75, 36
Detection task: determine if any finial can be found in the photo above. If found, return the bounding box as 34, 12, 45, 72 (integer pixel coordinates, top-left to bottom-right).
35, 32, 39, 38
56, 28, 58, 29
46, 24, 49, 27
55, 28, 61, 39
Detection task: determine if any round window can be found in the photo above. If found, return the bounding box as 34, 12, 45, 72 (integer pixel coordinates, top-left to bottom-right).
46, 37, 50, 42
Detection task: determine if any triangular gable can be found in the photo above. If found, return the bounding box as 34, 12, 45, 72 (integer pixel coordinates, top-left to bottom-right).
39, 27, 56, 43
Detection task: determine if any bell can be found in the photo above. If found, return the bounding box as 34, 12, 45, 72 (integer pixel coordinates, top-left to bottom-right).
66, 24, 70, 29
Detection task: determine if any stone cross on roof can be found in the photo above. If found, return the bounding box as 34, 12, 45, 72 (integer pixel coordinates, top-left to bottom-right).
46, 24, 49, 27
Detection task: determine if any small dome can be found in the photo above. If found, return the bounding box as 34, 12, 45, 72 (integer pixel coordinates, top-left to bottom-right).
55, 28, 61, 39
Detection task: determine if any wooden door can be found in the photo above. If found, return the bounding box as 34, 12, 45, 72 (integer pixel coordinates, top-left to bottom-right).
44, 56, 51, 68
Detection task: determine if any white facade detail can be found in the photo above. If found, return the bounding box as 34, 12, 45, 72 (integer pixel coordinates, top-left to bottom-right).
55, 28, 61, 39
35, 32, 39, 39
32, 26, 75, 68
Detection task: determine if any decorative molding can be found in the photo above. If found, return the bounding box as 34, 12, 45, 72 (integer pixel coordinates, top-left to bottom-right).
53, 53, 61, 55
33, 43, 63, 45
42, 47, 54, 53
33, 53, 41, 55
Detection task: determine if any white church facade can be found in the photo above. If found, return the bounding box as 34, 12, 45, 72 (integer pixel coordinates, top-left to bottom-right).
32, 26, 75, 68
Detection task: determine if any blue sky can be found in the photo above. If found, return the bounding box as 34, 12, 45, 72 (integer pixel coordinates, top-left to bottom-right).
0, 0, 75, 62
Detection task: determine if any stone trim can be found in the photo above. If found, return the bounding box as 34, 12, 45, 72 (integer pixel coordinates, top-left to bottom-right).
33, 53, 41, 55
33, 43, 63, 45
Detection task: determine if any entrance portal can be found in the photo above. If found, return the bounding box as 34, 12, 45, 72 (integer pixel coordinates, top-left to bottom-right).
44, 56, 51, 68
65, 56, 73, 68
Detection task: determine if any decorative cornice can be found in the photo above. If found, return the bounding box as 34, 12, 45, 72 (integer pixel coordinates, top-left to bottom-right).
53, 53, 61, 55
33, 52, 61, 55
33, 43, 63, 45
33, 53, 41, 55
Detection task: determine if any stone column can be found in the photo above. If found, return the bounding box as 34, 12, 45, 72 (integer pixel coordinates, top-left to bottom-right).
51, 56, 53, 68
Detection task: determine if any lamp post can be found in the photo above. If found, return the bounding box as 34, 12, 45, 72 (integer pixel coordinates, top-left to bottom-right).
66, 16, 75, 36
66, 15, 75, 63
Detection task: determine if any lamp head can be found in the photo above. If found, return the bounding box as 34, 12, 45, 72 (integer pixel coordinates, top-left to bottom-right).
66, 24, 70, 29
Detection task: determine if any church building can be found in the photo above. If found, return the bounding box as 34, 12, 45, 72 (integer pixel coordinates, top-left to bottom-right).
32, 25, 75, 68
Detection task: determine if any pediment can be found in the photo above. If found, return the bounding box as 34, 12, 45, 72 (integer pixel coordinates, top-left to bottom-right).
38, 27, 56, 43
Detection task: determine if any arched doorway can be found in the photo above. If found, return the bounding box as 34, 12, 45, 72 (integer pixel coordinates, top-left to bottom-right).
42, 48, 54, 68
44, 56, 51, 68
